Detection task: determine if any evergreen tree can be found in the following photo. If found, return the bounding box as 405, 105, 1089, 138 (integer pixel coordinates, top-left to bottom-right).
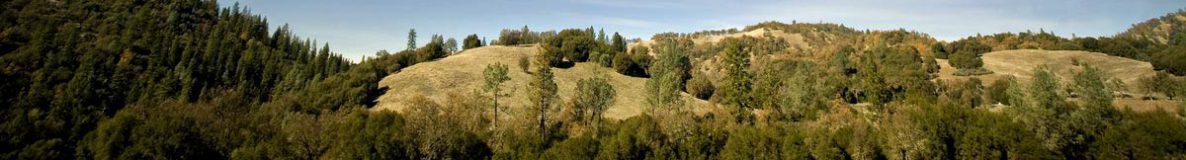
408, 29, 418, 51
719, 38, 753, 109
612, 32, 627, 52
597, 29, 608, 44
483, 63, 510, 128
529, 55, 558, 141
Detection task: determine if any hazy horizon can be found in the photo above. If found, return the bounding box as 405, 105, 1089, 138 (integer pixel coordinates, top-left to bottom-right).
217, 0, 1186, 61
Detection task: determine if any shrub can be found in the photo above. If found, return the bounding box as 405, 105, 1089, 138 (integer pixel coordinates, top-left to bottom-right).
686, 74, 715, 100
987, 76, 1017, 105
518, 55, 530, 73
613, 46, 651, 77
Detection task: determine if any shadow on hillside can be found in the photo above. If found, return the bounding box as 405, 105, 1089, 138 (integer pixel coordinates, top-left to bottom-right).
553, 60, 575, 69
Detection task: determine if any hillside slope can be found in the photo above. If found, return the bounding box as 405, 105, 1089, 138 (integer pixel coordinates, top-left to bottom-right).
937, 49, 1181, 111
373, 46, 707, 119
937, 49, 1156, 85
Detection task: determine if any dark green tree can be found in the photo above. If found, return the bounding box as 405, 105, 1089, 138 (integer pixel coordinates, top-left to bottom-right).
408, 29, 418, 51
463, 34, 483, 50
719, 38, 753, 109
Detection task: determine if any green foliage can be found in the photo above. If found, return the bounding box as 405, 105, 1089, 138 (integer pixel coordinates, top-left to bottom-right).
931, 42, 949, 59
1073, 65, 1113, 108
948, 53, 986, 75
407, 29, 417, 51
719, 127, 782, 159
445, 38, 458, 54
612, 32, 628, 53
943, 78, 985, 108
574, 74, 616, 129
718, 38, 753, 109
497, 26, 540, 45
463, 34, 484, 50
597, 115, 665, 160
646, 39, 691, 108
518, 55, 531, 73
0, 1, 358, 157
987, 76, 1019, 105
957, 108, 1048, 159
539, 40, 566, 67
1028, 66, 1065, 109
922, 54, 941, 78
686, 73, 715, 100
1092, 111, 1186, 159
484, 63, 511, 127
530, 57, 559, 140
752, 59, 827, 120
541, 136, 599, 160
613, 45, 651, 77
947, 39, 991, 74
852, 44, 930, 104
558, 29, 597, 62
1139, 72, 1183, 99
6, 1, 1186, 159
1154, 45, 1186, 75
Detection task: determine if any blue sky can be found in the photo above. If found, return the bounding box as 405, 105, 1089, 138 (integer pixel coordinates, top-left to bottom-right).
217, 0, 1185, 61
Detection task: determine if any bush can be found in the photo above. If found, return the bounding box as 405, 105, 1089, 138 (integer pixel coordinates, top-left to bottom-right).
541, 137, 599, 160
719, 127, 781, 159
987, 76, 1017, 105
518, 55, 530, 73
686, 74, 715, 100
613, 46, 651, 77
947, 40, 991, 70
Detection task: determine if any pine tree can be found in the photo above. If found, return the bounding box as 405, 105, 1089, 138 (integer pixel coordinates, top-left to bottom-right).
529, 52, 558, 141
483, 63, 510, 128
407, 29, 417, 51
597, 29, 607, 44
720, 38, 752, 109
612, 32, 627, 52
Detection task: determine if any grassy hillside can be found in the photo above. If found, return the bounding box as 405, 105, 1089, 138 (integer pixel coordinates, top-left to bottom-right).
374, 45, 712, 119
937, 49, 1155, 85
936, 49, 1181, 111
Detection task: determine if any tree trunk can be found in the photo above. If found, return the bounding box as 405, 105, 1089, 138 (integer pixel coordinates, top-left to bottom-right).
539, 100, 547, 142
492, 95, 498, 129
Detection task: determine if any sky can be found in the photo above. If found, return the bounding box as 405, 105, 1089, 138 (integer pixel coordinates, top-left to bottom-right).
217, 0, 1186, 61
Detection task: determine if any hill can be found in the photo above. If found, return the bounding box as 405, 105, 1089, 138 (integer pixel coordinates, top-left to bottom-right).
937, 49, 1155, 85
1119, 9, 1186, 44
936, 49, 1181, 111
373, 45, 711, 119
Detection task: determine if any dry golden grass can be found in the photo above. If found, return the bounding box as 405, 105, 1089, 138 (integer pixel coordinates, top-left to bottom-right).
937, 49, 1182, 112
372, 45, 715, 120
